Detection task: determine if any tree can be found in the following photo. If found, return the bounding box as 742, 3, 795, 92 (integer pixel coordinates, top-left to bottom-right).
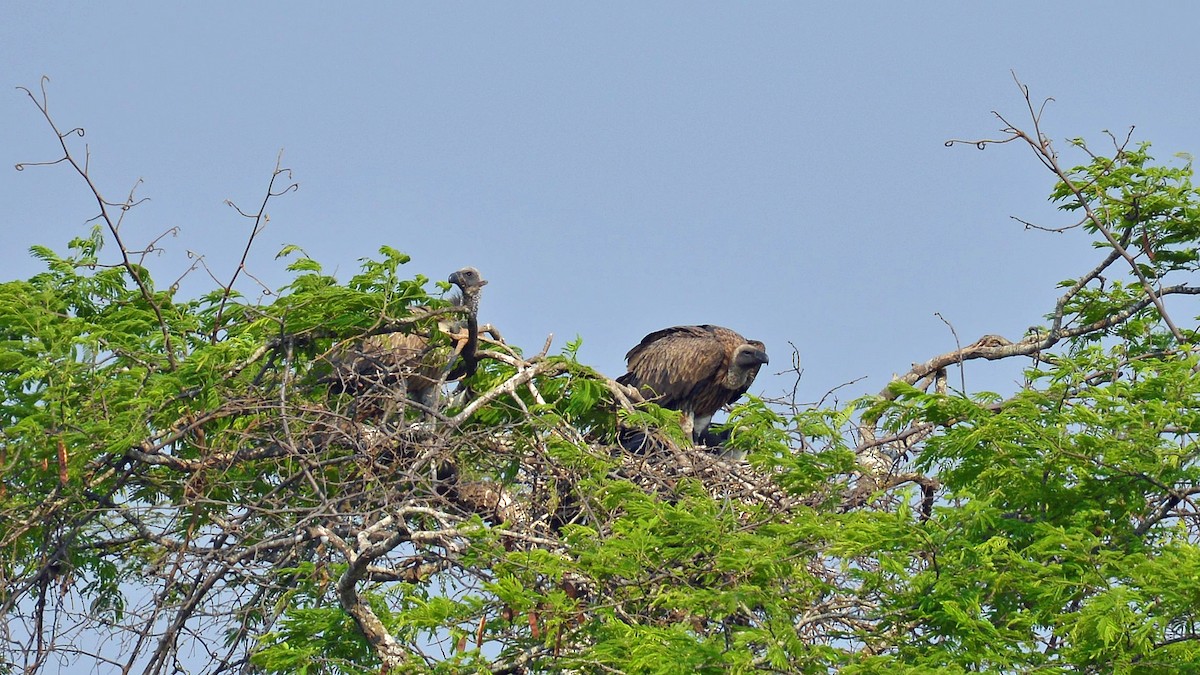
2, 77, 1199, 674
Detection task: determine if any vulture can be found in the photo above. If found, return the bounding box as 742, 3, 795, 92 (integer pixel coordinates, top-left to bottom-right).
444, 266, 486, 380
617, 325, 768, 446
325, 266, 487, 410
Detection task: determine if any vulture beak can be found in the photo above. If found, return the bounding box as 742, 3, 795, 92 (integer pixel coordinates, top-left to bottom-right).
752, 349, 769, 365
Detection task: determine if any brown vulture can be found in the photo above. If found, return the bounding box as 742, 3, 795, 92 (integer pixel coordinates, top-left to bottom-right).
325, 266, 487, 410
617, 324, 768, 445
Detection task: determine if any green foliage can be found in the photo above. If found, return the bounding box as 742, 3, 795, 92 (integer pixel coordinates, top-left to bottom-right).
255, 604, 377, 674
6, 114, 1200, 674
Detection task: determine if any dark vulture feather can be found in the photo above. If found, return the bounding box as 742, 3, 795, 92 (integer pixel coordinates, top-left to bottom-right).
617, 324, 768, 445
325, 266, 487, 410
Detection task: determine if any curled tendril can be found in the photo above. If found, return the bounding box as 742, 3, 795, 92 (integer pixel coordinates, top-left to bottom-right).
15, 157, 71, 171
120, 198, 151, 212
944, 139, 988, 150
944, 136, 1019, 151
270, 180, 300, 198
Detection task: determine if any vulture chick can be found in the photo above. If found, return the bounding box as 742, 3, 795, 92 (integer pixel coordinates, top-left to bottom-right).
617, 325, 768, 445
326, 266, 487, 411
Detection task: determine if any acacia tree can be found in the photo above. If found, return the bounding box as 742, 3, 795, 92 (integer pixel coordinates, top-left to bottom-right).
2, 79, 1199, 674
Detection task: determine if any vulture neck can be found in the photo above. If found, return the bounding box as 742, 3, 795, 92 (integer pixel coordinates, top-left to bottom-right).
449, 289, 481, 379
724, 367, 753, 390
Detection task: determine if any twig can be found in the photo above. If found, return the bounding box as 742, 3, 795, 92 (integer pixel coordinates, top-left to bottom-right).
211, 150, 298, 340
16, 77, 179, 368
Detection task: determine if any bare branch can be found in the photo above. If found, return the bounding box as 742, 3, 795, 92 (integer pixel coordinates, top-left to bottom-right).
211, 151, 298, 340
15, 78, 179, 368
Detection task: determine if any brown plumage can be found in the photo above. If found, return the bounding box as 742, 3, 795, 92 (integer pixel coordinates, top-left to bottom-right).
325, 266, 487, 411
617, 325, 768, 444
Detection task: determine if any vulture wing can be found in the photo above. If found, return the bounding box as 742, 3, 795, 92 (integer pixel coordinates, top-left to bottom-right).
326, 331, 443, 407
618, 325, 729, 410
365, 332, 443, 401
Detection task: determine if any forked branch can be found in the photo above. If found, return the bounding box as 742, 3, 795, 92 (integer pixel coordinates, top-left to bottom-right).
211, 151, 298, 341
16, 77, 179, 368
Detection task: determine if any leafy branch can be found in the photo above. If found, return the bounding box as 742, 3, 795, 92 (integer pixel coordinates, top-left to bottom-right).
5, 78, 1200, 673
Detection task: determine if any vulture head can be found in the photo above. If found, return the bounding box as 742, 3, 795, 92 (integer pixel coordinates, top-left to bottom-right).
726, 340, 769, 390
617, 324, 768, 446
448, 267, 487, 303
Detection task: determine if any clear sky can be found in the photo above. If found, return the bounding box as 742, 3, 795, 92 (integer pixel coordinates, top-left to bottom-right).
4, 3, 1199, 406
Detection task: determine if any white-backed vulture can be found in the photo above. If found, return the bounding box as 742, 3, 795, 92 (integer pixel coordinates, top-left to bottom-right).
325, 266, 487, 411
445, 266, 486, 380
617, 324, 768, 445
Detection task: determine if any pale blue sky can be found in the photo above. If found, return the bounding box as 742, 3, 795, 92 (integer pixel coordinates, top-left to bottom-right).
4, 3, 1199, 404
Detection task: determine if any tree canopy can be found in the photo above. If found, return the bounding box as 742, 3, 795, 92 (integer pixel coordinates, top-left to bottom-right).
3, 81, 1199, 674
